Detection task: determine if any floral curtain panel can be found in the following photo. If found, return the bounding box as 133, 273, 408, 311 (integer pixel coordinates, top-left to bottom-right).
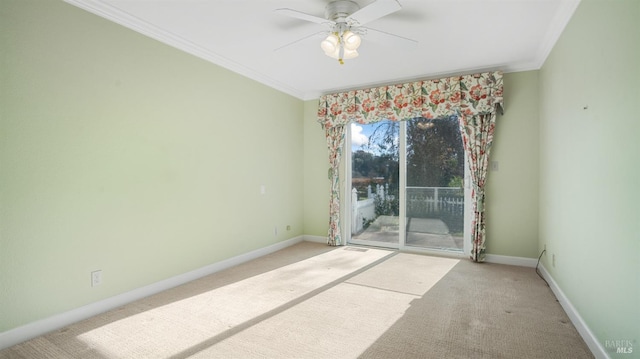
459, 113, 497, 262
317, 71, 503, 262
325, 125, 346, 246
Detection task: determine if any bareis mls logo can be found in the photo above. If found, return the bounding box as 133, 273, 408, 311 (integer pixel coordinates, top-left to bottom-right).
604, 339, 634, 354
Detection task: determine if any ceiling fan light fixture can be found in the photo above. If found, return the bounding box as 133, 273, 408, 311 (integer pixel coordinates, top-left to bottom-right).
325, 49, 339, 60
320, 33, 340, 54
342, 30, 361, 50
322, 40, 358, 64
342, 48, 359, 59
323, 45, 340, 60
321, 29, 360, 64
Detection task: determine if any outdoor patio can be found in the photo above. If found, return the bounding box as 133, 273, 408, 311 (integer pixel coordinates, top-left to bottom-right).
352, 215, 463, 251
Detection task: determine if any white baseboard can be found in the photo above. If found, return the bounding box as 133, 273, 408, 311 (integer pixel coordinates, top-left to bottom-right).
485, 254, 538, 268
0, 236, 305, 350
303, 238, 537, 268
538, 263, 608, 359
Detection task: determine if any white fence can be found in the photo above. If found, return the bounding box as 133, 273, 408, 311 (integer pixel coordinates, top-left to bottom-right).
351, 184, 386, 234
351, 185, 464, 234
406, 187, 464, 218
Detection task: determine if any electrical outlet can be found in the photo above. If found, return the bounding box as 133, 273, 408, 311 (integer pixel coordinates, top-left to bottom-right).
552, 254, 556, 268
91, 270, 102, 287
286, 225, 291, 231
274, 226, 278, 236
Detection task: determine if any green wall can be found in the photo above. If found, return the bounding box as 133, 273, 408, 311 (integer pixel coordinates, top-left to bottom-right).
303, 100, 330, 237
0, 0, 303, 332
538, 0, 639, 355
485, 71, 540, 258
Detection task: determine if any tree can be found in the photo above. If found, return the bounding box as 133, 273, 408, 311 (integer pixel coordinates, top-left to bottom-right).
364, 120, 399, 162
406, 116, 464, 188
352, 117, 463, 188
352, 150, 375, 178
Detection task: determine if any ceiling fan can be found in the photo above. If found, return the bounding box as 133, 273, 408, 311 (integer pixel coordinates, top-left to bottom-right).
275, 0, 416, 64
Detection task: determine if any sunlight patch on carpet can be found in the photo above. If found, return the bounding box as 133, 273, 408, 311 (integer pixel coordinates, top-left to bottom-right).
188, 253, 459, 358
74, 246, 393, 358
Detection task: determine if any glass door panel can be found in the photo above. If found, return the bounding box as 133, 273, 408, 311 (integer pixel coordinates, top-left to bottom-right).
405, 117, 464, 251
349, 120, 399, 248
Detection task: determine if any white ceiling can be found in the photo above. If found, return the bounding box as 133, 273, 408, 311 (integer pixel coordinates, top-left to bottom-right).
65, 0, 580, 100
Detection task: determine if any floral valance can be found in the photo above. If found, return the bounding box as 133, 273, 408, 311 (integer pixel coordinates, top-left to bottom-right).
317, 71, 503, 127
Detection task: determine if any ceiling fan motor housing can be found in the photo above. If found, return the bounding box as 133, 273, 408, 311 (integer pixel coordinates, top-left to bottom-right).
325, 0, 360, 23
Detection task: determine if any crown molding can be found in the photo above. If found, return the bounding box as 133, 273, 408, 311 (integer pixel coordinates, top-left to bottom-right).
533, 0, 582, 69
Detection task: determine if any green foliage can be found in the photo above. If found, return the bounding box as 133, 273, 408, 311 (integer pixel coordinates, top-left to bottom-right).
448, 176, 464, 188
447, 176, 465, 197
374, 194, 399, 217
362, 217, 374, 230
352, 150, 397, 180
406, 116, 464, 187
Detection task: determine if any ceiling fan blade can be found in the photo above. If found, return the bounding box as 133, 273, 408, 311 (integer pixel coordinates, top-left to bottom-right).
274, 8, 333, 25
274, 31, 328, 52
347, 0, 402, 26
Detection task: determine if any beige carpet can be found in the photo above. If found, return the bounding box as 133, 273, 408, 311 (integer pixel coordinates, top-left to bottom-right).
0, 241, 593, 358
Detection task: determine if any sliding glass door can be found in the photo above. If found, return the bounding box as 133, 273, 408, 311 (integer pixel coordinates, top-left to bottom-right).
347, 117, 468, 254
